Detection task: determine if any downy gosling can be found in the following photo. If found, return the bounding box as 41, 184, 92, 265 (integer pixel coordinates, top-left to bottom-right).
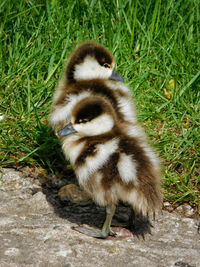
50, 41, 138, 134
58, 95, 162, 239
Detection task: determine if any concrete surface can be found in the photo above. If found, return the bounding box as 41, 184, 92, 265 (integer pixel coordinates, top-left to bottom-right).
0, 168, 199, 267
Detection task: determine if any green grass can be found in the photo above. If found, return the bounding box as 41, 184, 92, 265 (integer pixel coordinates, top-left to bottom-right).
0, 0, 199, 210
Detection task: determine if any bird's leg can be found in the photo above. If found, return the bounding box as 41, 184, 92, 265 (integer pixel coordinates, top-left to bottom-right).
102, 205, 117, 236
58, 184, 91, 204
73, 205, 116, 238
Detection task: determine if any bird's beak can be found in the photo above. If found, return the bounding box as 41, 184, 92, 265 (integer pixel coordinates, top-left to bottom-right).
109, 69, 124, 82
58, 122, 77, 137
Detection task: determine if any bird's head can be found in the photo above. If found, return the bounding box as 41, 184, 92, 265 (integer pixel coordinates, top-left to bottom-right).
58, 96, 117, 137
66, 41, 123, 83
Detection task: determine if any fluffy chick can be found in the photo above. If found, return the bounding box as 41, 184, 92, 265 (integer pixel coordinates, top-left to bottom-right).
50, 41, 138, 134
58, 95, 162, 238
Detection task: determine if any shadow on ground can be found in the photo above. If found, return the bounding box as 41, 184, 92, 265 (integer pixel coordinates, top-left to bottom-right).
40, 174, 131, 230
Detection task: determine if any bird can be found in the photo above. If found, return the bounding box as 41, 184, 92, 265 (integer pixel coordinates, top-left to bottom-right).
57, 95, 162, 238
49, 41, 138, 135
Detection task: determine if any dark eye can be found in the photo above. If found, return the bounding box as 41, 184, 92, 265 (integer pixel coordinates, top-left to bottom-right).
78, 118, 89, 123
103, 63, 110, 68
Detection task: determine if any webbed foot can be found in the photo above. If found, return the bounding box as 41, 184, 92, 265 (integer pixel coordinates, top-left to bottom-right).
72, 205, 116, 239
73, 225, 116, 239
58, 184, 91, 204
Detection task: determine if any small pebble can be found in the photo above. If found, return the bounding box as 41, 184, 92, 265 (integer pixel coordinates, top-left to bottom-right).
163, 201, 171, 207
163, 201, 174, 212
175, 204, 195, 217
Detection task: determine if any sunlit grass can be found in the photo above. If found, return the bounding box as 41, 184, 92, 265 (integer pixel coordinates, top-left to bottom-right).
0, 0, 199, 208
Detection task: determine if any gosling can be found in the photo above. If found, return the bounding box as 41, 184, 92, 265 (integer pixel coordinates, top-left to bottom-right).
50, 41, 138, 134
58, 95, 162, 238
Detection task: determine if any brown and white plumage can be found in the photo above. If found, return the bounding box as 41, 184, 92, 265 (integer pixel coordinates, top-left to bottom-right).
58, 96, 162, 238
49, 41, 138, 134
50, 41, 162, 238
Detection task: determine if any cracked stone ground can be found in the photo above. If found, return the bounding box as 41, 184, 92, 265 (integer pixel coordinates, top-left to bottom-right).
0, 168, 199, 267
